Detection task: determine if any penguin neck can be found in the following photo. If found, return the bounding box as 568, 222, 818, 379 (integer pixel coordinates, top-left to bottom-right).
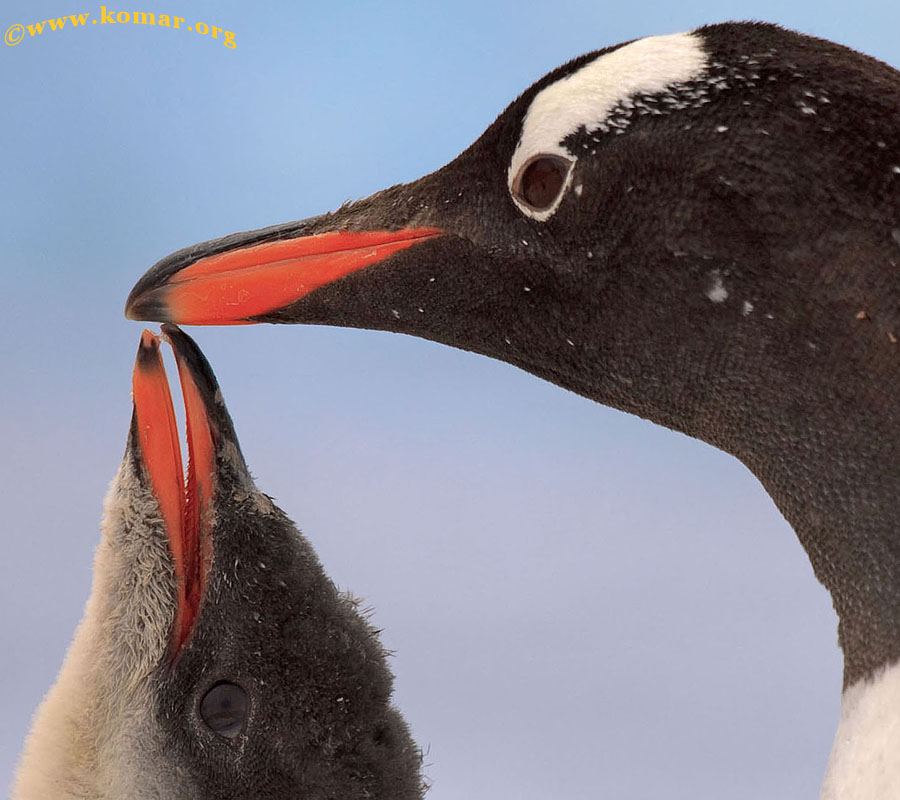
718, 376, 900, 690
667, 222, 900, 690
545, 211, 900, 689
14, 459, 174, 800
684, 221, 900, 690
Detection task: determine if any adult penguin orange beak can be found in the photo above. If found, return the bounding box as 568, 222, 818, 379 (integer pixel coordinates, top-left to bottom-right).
126, 227, 444, 326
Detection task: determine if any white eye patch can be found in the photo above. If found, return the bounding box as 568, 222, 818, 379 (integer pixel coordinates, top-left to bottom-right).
508, 31, 708, 220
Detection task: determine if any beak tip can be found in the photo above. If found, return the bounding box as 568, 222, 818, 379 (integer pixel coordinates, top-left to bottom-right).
160, 322, 182, 340
136, 330, 161, 368
126, 289, 174, 324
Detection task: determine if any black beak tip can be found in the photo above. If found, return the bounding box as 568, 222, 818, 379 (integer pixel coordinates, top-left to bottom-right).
162, 323, 246, 466
162, 325, 224, 413
125, 287, 173, 323
135, 329, 161, 367
126, 253, 182, 321
161, 324, 215, 390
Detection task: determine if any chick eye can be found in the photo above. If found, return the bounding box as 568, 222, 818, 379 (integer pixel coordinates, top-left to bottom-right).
513, 155, 572, 211
200, 682, 248, 739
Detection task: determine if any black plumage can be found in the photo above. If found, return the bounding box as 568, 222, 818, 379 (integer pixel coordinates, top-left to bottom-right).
129, 22, 900, 687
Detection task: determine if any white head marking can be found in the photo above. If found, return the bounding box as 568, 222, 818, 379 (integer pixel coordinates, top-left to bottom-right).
508, 31, 708, 220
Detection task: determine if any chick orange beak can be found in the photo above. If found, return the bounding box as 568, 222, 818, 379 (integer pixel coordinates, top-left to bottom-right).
131, 330, 216, 654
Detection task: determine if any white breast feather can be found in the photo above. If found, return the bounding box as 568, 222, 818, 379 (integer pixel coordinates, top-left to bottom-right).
821, 660, 900, 799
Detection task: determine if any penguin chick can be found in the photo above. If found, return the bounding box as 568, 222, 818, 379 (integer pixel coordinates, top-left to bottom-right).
14, 326, 424, 800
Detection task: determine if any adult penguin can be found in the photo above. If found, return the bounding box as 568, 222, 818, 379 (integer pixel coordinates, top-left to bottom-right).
127, 23, 900, 797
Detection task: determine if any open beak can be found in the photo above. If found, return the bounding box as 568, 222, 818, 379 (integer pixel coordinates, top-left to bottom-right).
130, 326, 219, 654
125, 222, 444, 325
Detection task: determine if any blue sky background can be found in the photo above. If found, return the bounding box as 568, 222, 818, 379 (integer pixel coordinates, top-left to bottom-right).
2, 1, 898, 796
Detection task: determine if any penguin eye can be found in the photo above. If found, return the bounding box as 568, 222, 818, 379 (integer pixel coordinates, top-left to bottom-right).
513, 155, 572, 212
200, 682, 248, 739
